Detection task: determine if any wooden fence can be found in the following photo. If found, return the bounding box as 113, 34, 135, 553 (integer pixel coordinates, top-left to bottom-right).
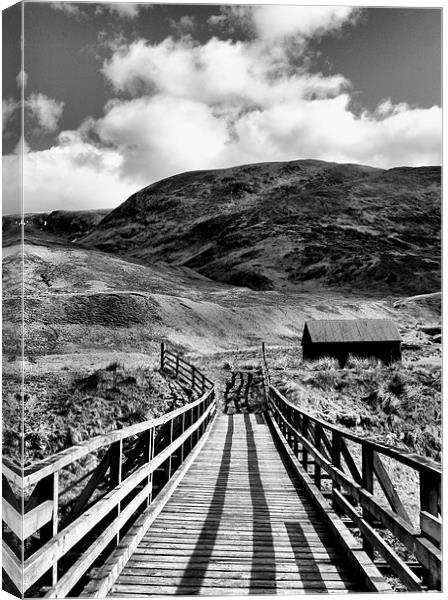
262, 346, 441, 592
2, 345, 216, 598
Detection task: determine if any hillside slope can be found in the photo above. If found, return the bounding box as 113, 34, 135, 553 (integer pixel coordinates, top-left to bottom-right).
82, 160, 441, 295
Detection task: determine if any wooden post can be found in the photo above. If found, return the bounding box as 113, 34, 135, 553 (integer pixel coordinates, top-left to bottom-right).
314, 425, 322, 489
51, 472, 59, 586
292, 412, 299, 456
420, 471, 440, 517
39, 472, 59, 585
419, 471, 441, 588
175, 355, 180, 378
191, 365, 196, 390
331, 430, 342, 505
168, 420, 174, 479
180, 412, 186, 464
147, 428, 154, 507
362, 445, 375, 558
302, 415, 309, 471
160, 342, 165, 370
110, 440, 123, 544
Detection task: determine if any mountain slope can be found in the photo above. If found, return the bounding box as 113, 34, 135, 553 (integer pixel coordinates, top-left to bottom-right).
81, 159, 441, 295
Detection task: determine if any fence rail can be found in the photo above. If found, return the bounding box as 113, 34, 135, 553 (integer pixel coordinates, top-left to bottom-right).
2, 344, 216, 598
261, 344, 441, 591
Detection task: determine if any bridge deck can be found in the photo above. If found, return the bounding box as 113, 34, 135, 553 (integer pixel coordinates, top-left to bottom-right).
109, 413, 365, 596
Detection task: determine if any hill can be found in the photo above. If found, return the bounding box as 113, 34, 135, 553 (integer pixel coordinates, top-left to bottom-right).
2, 209, 110, 247
81, 160, 441, 295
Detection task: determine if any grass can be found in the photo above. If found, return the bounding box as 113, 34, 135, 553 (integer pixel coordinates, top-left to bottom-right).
274, 355, 441, 460
3, 361, 198, 466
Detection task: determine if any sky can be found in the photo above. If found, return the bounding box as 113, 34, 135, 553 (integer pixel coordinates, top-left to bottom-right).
2, 2, 442, 214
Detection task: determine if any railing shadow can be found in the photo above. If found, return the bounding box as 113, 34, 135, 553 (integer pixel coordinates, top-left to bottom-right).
244, 413, 276, 594
285, 520, 327, 594
175, 415, 234, 594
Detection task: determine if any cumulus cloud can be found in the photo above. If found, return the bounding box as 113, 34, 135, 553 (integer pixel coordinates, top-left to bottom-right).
2, 140, 22, 215
3, 131, 137, 214
52, 2, 143, 20
208, 5, 360, 41
51, 3, 82, 17
102, 37, 349, 105
3, 98, 19, 133
95, 94, 229, 180
16, 69, 28, 89
5, 5, 441, 213
250, 6, 361, 40
99, 34, 440, 177
26, 93, 64, 133
104, 3, 141, 19
169, 15, 196, 37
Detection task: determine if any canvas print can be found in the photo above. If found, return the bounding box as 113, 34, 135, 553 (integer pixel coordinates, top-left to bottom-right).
2, 2, 442, 597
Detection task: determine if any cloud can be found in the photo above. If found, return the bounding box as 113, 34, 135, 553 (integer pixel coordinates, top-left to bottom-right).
102, 36, 349, 105
105, 3, 140, 19
249, 6, 361, 40
99, 35, 440, 172
3, 98, 19, 133
95, 94, 229, 180
208, 6, 361, 41
169, 15, 196, 37
51, 2, 144, 20
51, 3, 82, 17
6, 5, 440, 213
2, 140, 22, 215
3, 131, 136, 214
16, 69, 28, 89
26, 93, 64, 133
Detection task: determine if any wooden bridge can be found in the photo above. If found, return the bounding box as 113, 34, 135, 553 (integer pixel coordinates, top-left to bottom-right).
2, 344, 442, 597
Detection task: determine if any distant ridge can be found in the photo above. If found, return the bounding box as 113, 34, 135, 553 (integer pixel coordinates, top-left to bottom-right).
76, 159, 440, 296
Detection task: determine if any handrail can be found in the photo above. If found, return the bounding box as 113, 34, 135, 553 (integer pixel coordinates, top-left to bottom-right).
2, 344, 216, 597
261, 343, 441, 592
269, 384, 440, 476
4, 386, 212, 489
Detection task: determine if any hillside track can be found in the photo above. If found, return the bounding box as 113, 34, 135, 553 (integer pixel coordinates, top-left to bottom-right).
109, 413, 365, 596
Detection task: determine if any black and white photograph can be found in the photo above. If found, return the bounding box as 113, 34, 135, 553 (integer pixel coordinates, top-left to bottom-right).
2, 2, 442, 597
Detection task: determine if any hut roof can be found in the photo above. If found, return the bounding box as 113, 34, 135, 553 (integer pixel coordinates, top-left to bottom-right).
302, 319, 401, 344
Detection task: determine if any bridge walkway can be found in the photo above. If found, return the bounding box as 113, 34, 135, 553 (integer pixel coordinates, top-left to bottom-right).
109, 413, 365, 596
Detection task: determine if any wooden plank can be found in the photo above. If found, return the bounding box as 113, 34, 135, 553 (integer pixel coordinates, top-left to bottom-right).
23, 401, 215, 592
110, 580, 359, 592
80, 408, 218, 598
412, 535, 442, 590
43, 478, 153, 598
373, 451, 412, 524
333, 489, 422, 591
269, 386, 441, 476
420, 511, 441, 546
3, 498, 53, 541
340, 438, 362, 484
122, 560, 351, 573
116, 573, 356, 585
269, 399, 362, 498
269, 396, 436, 571
265, 411, 391, 593
66, 450, 111, 523
2, 541, 23, 594
13, 388, 214, 489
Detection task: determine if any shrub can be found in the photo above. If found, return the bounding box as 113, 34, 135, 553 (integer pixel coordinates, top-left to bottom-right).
345, 354, 376, 370
310, 356, 339, 371
105, 361, 124, 372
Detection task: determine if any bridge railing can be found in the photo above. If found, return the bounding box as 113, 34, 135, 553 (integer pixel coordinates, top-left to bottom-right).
2, 346, 215, 598
262, 348, 441, 592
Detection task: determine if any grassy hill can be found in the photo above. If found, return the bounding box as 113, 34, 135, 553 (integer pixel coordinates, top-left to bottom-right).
2, 159, 441, 468
81, 160, 441, 296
